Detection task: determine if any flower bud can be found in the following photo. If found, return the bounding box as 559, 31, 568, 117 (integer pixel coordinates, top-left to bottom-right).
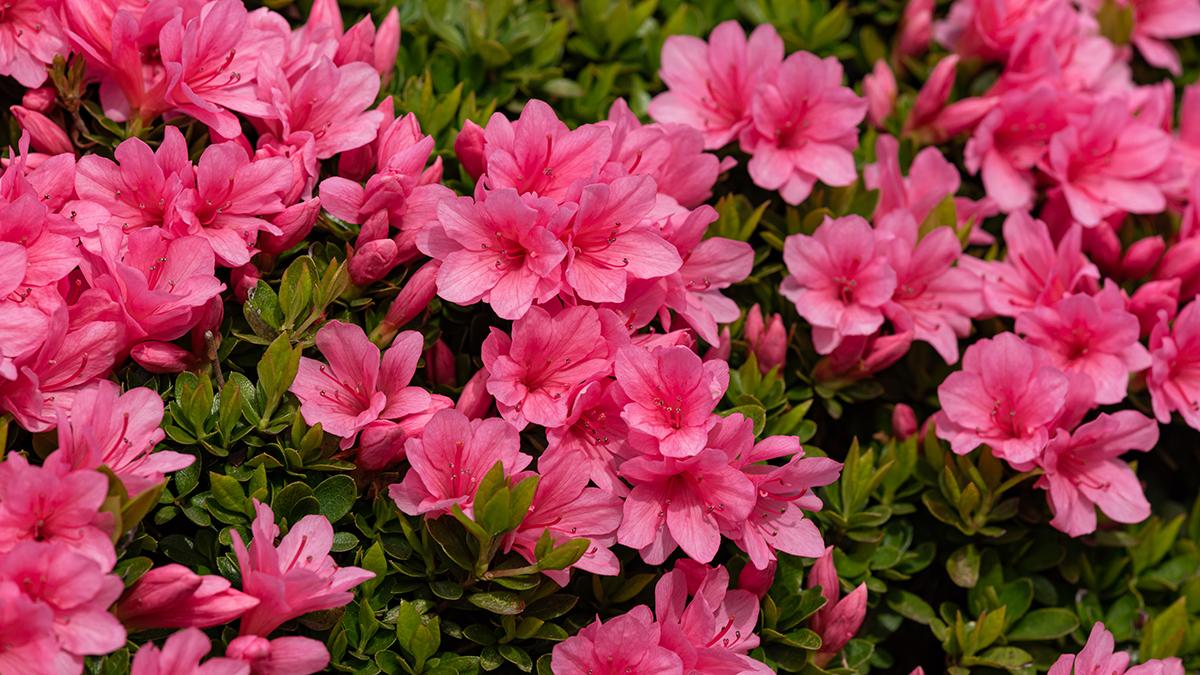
455, 119, 487, 181
10, 106, 72, 155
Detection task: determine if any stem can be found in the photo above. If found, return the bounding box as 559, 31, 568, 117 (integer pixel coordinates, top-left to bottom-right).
482, 564, 541, 581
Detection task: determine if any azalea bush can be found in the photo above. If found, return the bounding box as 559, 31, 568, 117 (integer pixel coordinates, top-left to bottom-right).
5, 0, 1200, 674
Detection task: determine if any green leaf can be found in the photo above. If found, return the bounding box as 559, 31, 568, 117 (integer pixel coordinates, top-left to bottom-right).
499, 645, 532, 672
1141, 597, 1188, 659
1006, 608, 1079, 641
538, 538, 589, 571
947, 544, 981, 588
313, 475, 357, 522
971, 646, 1033, 669
360, 541, 387, 596
209, 473, 250, 517
244, 280, 283, 338
887, 589, 935, 624
469, 591, 526, 615
257, 333, 301, 421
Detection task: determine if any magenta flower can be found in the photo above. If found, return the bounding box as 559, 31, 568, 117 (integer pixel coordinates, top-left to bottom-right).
781, 215, 897, 355
614, 344, 728, 459
742, 51, 866, 205
653, 562, 772, 674
1148, 299, 1200, 430
617, 416, 755, 564
0, 192, 80, 291
482, 306, 616, 429
503, 460, 623, 584
254, 58, 384, 159
1043, 98, 1171, 227
1049, 622, 1184, 675
729, 434, 842, 570
935, 0, 1075, 62
0, 0, 65, 87
808, 547, 868, 666
1036, 411, 1157, 537
1016, 290, 1151, 405
54, 381, 193, 496
542, 379, 631, 496
130, 628, 249, 675
389, 409, 532, 518
419, 189, 570, 320
648, 21, 784, 149
75, 128, 195, 232
0, 452, 114, 570
0, 540, 126, 669
226, 635, 329, 675
551, 605, 683, 675
866, 134, 961, 225
936, 332, 1071, 464
479, 99, 613, 203
231, 501, 373, 637
116, 564, 259, 632
291, 320, 449, 460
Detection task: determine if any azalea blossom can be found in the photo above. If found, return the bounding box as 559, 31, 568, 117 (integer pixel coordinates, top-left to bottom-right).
1148, 298, 1200, 430
130, 628, 249, 675
613, 344, 728, 459
226, 635, 330, 675
551, 605, 683, 675
117, 564, 260, 631
808, 547, 868, 666
1048, 622, 1184, 675
541, 379, 631, 496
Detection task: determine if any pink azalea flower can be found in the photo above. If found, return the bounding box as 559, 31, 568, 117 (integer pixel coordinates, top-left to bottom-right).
478, 99, 613, 203
960, 212, 1099, 318
601, 98, 726, 209
1036, 411, 1157, 537
418, 189, 570, 320
865, 135, 961, 224
728, 433, 842, 570
117, 564, 260, 631
1043, 98, 1171, 227
617, 416, 755, 564
0, 571, 62, 674
742, 51, 867, 205
808, 547, 868, 666
1148, 299, 1200, 429
935, 0, 1076, 62
131, 628, 249, 675
542, 379, 631, 496
254, 58, 384, 159
1016, 290, 1151, 405
551, 605, 684, 675
781, 215, 897, 355
905, 55, 961, 134
290, 320, 448, 459
965, 85, 1075, 212
898, 0, 935, 57
10, 105, 72, 155
389, 409, 532, 518
561, 175, 682, 303
893, 403, 920, 439
482, 306, 617, 429
0, 540, 126, 669
81, 227, 226, 346
1129, 278, 1180, 337
648, 21, 784, 150
863, 60, 897, 129
613, 344, 728, 459
226, 635, 329, 675
653, 562, 772, 674
1048, 622, 1184, 675
231, 501, 374, 637
0, 0, 66, 87
936, 332, 1072, 464
0, 192, 80, 291
54, 381, 193, 496
1095, 0, 1200, 75
75, 127, 195, 233
503, 460, 623, 584
813, 304, 915, 382
0, 452, 115, 570
744, 304, 788, 373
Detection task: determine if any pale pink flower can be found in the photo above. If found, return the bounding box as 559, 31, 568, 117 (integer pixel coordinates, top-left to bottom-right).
117, 564, 259, 631
654, 562, 772, 674
865, 134, 961, 224
0, 452, 114, 570
960, 212, 1099, 318
418, 189, 570, 320
0, 540, 126, 669
75, 127, 195, 233
478, 99, 613, 203
290, 320, 449, 460
878, 213, 982, 364
744, 304, 787, 373
617, 416, 755, 564
231, 501, 374, 637
389, 409, 532, 518
542, 379, 631, 496
808, 547, 868, 666
561, 175, 682, 303
781, 215, 897, 355
482, 306, 617, 429
54, 381, 192, 496
551, 605, 683, 675
503, 460, 623, 584
1048, 622, 1184, 675
648, 21, 784, 149
1016, 290, 1151, 405
936, 332, 1071, 464
226, 635, 329, 675
863, 60, 896, 129
1036, 411, 1157, 537
729, 434, 842, 570
130, 628, 249, 675
742, 51, 866, 205
613, 344, 728, 459
1043, 98, 1170, 227
1148, 299, 1200, 429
